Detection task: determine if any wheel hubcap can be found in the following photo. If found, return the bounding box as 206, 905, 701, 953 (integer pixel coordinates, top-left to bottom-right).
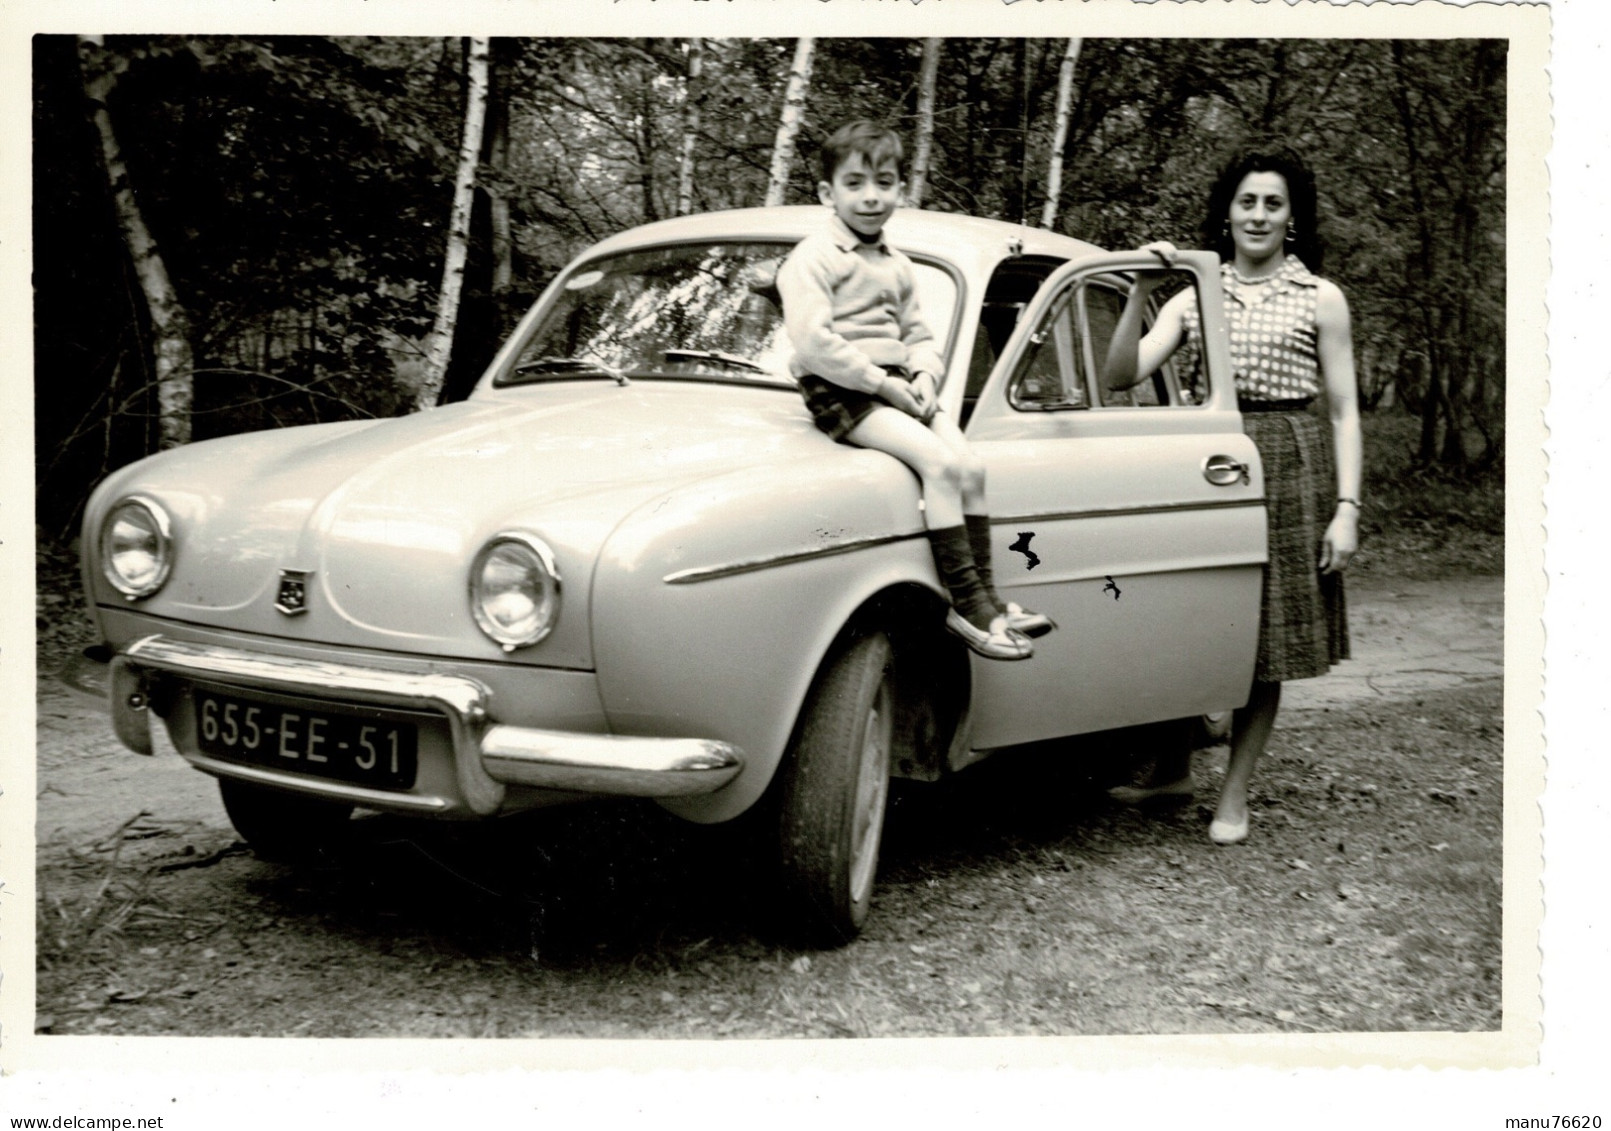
848, 678, 892, 906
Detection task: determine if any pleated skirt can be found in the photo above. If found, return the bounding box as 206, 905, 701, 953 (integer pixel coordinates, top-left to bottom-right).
1245, 407, 1350, 683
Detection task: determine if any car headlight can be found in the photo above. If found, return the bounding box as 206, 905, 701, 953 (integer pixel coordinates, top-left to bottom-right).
469, 532, 561, 651
100, 496, 174, 600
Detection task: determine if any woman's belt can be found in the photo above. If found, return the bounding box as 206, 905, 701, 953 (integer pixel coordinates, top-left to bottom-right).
1239, 398, 1314, 414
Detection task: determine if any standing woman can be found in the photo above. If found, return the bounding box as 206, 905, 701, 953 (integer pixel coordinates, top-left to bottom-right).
1103, 150, 1361, 845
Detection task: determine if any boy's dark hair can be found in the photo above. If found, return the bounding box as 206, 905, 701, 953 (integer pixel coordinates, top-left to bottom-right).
818, 120, 905, 184
1200, 148, 1325, 274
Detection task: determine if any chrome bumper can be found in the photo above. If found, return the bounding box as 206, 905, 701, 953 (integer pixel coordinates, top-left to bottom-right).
108, 635, 743, 816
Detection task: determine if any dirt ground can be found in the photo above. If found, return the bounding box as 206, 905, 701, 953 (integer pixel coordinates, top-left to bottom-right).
32, 572, 1503, 1038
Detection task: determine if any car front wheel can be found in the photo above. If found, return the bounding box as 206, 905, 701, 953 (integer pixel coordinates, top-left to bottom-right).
217, 777, 354, 864
776, 630, 895, 947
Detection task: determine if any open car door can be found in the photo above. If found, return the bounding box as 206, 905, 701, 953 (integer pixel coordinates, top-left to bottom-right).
960, 250, 1265, 753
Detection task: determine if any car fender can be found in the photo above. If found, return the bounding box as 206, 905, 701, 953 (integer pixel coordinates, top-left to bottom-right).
590, 450, 943, 823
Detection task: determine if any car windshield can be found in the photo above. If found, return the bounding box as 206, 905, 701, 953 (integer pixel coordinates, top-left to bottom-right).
496, 241, 958, 389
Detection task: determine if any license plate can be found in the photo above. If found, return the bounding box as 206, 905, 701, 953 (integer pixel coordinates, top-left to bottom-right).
193, 689, 418, 791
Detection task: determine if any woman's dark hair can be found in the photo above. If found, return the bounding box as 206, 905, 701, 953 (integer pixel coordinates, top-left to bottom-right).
1201, 149, 1324, 274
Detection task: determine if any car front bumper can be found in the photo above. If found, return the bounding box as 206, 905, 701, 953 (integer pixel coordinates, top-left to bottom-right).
108, 634, 744, 816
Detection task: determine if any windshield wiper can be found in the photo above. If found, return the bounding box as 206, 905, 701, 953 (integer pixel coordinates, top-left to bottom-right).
509, 356, 629, 386
663, 349, 771, 376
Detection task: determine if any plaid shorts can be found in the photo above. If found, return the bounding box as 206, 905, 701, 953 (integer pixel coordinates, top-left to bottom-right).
798, 366, 911, 442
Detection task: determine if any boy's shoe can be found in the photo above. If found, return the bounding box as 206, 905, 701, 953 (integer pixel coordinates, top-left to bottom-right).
1002, 602, 1057, 639
945, 609, 1033, 661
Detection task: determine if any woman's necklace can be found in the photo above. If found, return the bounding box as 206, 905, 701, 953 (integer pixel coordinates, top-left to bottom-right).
1231, 265, 1277, 286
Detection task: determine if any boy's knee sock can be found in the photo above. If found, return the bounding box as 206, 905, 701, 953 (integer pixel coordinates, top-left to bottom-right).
927, 525, 998, 629
964, 514, 1005, 612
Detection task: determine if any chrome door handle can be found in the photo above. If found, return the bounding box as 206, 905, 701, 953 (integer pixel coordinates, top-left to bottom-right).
1202, 454, 1251, 486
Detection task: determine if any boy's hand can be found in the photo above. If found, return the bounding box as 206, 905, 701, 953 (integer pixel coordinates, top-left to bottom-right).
878, 376, 925, 418
910, 371, 939, 421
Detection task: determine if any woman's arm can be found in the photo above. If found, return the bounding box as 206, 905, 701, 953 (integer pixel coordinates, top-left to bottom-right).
1101, 285, 1189, 392
1316, 279, 1362, 574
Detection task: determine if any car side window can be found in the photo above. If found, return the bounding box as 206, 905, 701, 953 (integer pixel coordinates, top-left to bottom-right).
1008, 270, 1209, 412
1085, 284, 1159, 407
1097, 270, 1210, 408
962, 256, 1065, 425
1007, 291, 1089, 411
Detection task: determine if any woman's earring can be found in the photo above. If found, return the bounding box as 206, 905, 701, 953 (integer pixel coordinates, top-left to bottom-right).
1221, 221, 1231, 241
1284, 222, 1298, 245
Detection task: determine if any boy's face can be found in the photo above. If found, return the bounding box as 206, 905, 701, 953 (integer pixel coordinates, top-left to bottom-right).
817, 151, 903, 239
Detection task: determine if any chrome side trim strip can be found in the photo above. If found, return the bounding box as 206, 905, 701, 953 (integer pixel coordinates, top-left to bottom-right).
662, 498, 1263, 585
481, 726, 743, 797
663, 531, 922, 585
989, 496, 1264, 526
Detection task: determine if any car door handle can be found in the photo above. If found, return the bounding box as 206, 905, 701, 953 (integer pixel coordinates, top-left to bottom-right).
1202, 454, 1251, 486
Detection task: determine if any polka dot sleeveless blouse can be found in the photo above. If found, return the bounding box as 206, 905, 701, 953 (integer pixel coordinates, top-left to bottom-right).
1181, 255, 1321, 403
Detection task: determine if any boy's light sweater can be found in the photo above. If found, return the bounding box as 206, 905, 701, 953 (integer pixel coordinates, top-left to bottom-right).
777, 215, 946, 394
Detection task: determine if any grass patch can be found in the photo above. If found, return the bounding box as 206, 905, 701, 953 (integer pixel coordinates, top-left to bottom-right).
1355, 410, 1504, 578
37, 813, 225, 972
35, 530, 99, 672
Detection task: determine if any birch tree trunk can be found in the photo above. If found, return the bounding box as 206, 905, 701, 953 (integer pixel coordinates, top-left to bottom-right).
676, 37, 708, 217
907, 38, 941, 209
676, 38, 703, 217
1038, 38, 1083, 230
763, 38, 815, 207
78, 34, 194, 449
417, 37, 490, 412
488, 41, 513, 298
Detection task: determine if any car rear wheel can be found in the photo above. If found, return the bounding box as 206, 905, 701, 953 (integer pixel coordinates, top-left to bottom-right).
217, 777, 354, 864
776, 630, 894, 947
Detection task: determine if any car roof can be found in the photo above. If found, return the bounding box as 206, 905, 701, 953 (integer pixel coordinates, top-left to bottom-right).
578, 206, 1106, 276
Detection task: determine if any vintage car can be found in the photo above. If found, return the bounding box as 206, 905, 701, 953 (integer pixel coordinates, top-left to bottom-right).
80, 206, 1265, 945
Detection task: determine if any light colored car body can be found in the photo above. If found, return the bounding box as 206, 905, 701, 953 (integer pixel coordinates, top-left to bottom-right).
83, 206, 1266, 941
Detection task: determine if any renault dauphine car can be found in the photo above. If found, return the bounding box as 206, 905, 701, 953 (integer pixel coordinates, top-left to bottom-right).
82, 206, 1266, 944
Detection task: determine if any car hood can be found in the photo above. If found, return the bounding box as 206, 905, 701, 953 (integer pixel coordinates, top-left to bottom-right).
89, 382, 831, 665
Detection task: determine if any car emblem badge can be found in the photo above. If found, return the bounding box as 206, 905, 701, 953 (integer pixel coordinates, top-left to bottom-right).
275, 569, 312, 616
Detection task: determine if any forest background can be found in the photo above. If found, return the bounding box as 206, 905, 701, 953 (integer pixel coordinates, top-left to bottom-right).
32, 35, 1506, 571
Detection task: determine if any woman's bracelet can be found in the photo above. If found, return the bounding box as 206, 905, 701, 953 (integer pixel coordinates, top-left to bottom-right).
1337, 497, 1362, 510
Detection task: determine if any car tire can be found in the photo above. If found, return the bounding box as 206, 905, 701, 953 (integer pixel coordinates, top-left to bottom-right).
776, 630, 895, 947
217, 777, 354, 864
